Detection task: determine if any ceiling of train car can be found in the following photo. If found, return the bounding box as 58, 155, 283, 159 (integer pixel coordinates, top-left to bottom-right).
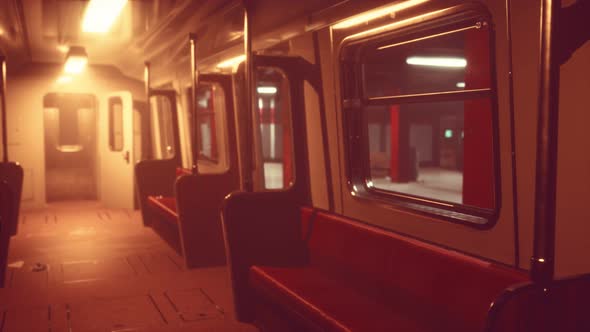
0, 0, 236, 79
0, 0, 403, 81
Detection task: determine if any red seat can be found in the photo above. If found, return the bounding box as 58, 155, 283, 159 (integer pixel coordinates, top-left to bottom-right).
247, 207, 528, 331
146, 168, 189, 225
147, 196, 178, 225
250, 265, 443, 332
176, 167, 191, 177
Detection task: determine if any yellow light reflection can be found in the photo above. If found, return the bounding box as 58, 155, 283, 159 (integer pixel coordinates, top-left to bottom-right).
217, 55, 246, 70
57, 44, 69, 53
56, 75, 73, 84
332, 0, 429, 29
82, 0, 128, 33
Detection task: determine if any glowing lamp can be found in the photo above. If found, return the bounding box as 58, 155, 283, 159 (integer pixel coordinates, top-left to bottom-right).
257, 86, 277, 94
333, 0, 429, 29
82, 0, 128, 33
64, 46, 88, 74
406, 56, 467, 68
456, 82, 466, 88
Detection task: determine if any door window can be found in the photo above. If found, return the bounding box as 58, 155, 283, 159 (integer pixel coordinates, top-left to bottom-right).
255, 67, 294, 190
109, 97, 124, 152
149, 95, 176, 160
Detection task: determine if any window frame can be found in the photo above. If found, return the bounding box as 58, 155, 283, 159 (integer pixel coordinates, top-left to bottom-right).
339, 6, 502, 229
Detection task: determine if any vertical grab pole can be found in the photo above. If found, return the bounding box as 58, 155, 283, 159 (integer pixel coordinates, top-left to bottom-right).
243, 4, 254, 192
1, 56, 8, 163
531, 0, 561, 285
190, 34, 200, 175
144, 62, 151, 100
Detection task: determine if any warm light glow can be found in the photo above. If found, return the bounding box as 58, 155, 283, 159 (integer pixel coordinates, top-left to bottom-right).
56, 75, 73, 84
64, 56, 88, 74
257, 86, 277, 95
57, 44, 69, 53
332, 0, 429, 29
406, 56, 467, 68
456, 82, 466, 88
82, 0, 128, 33
216, 55, 246, 69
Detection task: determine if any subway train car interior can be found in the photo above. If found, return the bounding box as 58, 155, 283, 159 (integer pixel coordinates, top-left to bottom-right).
0, 0, 589, 331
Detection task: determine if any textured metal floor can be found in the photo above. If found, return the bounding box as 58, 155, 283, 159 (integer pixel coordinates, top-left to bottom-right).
0, 201, 257, 332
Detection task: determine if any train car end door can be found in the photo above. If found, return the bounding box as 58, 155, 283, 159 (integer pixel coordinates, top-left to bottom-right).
99, 91, 135, 209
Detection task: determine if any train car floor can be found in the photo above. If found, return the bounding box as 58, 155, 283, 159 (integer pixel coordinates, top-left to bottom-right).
0, 201, 258, 332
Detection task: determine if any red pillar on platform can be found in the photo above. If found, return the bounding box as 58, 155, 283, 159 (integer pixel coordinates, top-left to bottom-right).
462, 29, 494, 209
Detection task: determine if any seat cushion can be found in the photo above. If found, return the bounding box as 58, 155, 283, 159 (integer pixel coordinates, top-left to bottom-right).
250, 265, 453, 332
176, 167, 192, 177
147, 196, 178, 224
300, 207, 528, 331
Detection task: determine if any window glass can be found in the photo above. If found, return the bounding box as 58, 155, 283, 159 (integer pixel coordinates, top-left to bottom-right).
196, 84, 221, 162
149, 95, 175, 159
347, 19, 496, 213
109, 97, 124, 151
186, 83, 229, 169
256, 67, 294, 190
363, 23, 489, 98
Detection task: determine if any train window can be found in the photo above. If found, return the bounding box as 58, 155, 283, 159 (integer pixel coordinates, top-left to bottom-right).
342, 17, 497, 223
149, 95, 175, 160
196, 83, 227, 165
43, 93, 96, 153
108, 97, 124, 152
255, 67, 294, 190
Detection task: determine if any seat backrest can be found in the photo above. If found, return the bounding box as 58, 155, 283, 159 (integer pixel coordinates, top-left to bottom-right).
485, 274, 590, 332
301, 207, 528, 331
0, 181, 13, 287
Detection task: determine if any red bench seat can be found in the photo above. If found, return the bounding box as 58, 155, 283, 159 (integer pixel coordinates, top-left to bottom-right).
147, 196, 177, 225
250, 266, 440, 332
247, 207, 528, 332
146, 168, 191, 225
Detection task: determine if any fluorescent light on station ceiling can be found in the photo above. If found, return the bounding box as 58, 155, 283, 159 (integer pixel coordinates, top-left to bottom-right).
257, 86, 277, 94
406, 56, 467, 68
82, 0, 128, 33
217, 55, 246, 69
332, 0, 429, 29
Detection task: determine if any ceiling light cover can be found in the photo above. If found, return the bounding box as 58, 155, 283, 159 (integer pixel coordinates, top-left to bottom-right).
82, 0, 128, 33
64, 46, 88, 74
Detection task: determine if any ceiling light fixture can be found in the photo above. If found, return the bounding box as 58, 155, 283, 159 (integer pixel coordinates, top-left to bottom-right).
332, 0, 429, 29
406, 56, 467, 68
82, 0, 128, 33
64, 46, 88, 74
